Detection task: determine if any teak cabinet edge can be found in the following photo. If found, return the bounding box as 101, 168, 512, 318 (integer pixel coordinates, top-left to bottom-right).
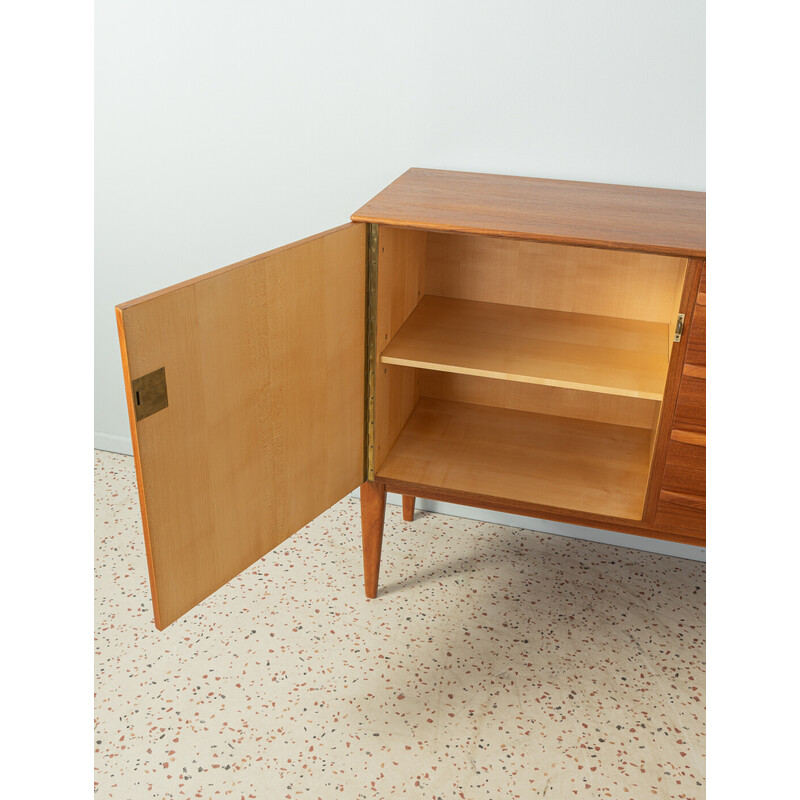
352, 168, 705, 258
117, 170, 705, 629
641, 257, 705, 520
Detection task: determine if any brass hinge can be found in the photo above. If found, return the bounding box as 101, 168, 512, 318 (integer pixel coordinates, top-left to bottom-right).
363, 223, 379, 481
674, 313, 686, 343
131, 367, 168, 421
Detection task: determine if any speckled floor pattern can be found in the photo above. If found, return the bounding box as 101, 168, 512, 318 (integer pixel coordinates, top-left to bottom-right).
95, 449, 705, 799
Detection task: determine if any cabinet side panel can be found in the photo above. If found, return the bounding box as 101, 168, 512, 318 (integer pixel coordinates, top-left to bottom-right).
117, 223, 366, 628
374, 227, 427, 471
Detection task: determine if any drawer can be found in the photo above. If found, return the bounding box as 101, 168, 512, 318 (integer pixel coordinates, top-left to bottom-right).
659, 488, 705, 512
685, 304, 705, 367
654, 489, 705, 539
655, 432, 706, 541
654, 502, 705, 539
661, 461, 705, 497
666, 434, 706, 469
673, 374, 706, 431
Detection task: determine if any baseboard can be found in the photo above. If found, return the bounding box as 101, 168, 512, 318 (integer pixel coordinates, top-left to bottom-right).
350, 489, 706, 562
95, 432, 133, 455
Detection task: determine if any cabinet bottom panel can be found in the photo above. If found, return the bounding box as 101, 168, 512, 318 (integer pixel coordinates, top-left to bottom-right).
377, 397, 651, 520
377, 477, 705, 548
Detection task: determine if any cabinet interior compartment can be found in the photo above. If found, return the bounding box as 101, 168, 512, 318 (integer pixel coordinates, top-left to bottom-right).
373, 227, 688, 520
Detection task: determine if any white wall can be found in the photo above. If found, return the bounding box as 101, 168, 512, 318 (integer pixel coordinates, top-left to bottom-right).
95, 0, 705, 558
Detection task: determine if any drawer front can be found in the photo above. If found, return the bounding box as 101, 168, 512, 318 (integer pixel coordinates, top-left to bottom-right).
685, 303, 705, 367
655, 433, 706, 539
654, 496, 706, 538
673, 373, 706, 431
665, 434, 706, 468
661, 460, 706, 496
659, 488, 705, 512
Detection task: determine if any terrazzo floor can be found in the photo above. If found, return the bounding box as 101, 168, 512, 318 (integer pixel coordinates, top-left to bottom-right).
95, 449, 705, 799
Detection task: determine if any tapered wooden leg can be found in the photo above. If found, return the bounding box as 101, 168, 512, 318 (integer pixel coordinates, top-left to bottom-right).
402, 495, 416, 522
360, 481, 386, 599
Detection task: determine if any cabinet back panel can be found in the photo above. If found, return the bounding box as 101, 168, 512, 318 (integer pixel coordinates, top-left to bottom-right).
425, 231, 688, 326
420, 371, 660, 430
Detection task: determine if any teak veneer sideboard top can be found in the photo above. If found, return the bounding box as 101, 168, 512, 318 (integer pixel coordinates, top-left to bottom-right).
117, 168, 707, 630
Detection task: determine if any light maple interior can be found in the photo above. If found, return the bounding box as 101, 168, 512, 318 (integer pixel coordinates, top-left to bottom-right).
374, 227, 687, 520
117, 224, 367, 628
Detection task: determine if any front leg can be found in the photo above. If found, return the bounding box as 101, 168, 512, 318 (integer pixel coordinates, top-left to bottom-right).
360, 481, 387, 599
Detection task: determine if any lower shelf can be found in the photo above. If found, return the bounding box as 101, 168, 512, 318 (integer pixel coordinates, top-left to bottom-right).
377, 397, 652, 520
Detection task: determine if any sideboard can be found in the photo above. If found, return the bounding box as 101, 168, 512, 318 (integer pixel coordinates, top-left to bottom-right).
117, 168, 706, 629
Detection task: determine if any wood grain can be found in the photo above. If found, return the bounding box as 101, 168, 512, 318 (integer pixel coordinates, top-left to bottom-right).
360, 481, 387, 599
672, 375, 706, 432
420, 371, 661, 430
671, 429, 706, 447
654, 488, 705, 537
639, 258, 704, 521
651, 263, 706, 533
374, 226, 426, 472
425, 231, 688, 330
117, 223, 366, 628
683, 364, 706, 379
381, 295, 670, 400
655, 485, 705, 536
665, 436, 706, 468
661, 461, 706, 496
352, 169, 705, 257
377, 397, 651, 521
378, 476, 705, 547
685, 305, 706, 367
651, 504, 705, 539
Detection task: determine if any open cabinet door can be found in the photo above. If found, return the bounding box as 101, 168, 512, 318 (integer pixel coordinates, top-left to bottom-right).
116, 223, 367, 629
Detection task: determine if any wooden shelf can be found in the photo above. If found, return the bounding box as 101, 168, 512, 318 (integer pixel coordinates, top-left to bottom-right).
377, 397, 651, 520
380, 296, 670, 400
